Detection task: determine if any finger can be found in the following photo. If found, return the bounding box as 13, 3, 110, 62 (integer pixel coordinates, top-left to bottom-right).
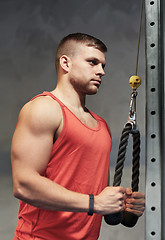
120, 201, 125, 211
125, 187, 132, 196
116, 186, 126, 193
125, 200, 145, 210
125, 208, 144, 217
115, 187, 126, 200
130, 192, 145, 199
125, 202, 145, 210
119, 199, 124, 207
115, 193, 124, 204
126, 197, 145, 204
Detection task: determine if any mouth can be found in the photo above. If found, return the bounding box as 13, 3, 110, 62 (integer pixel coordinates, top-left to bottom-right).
91, 79, 101, 86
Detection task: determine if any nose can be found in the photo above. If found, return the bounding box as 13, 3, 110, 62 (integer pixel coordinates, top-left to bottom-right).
97, 64, 105, 77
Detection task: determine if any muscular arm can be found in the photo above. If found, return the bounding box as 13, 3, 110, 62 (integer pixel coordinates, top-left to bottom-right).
11, 97, 90, 212
11, 96, 125, 215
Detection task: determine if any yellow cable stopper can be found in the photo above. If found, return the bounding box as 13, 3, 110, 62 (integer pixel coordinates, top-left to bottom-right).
129, 75, 141, 90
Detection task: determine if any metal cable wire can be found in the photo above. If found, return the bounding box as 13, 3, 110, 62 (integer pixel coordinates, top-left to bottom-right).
135, 0, 144, 75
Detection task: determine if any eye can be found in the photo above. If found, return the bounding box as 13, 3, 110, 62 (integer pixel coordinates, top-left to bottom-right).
88, 60, 97, 65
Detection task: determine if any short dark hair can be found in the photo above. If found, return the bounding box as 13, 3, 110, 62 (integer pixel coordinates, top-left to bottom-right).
55, 33, 107, 71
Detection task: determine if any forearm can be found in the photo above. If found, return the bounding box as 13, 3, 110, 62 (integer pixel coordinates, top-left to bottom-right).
12, 165, 126, 216
13, 170, 89, 213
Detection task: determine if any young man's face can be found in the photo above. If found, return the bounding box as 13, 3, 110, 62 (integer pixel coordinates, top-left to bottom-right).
68, 43, 106, 95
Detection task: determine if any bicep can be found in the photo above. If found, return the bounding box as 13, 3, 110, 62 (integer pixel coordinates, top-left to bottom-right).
11, 124, 53, 175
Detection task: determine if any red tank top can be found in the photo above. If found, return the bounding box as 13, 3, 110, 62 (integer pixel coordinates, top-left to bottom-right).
14, 92, 112, 240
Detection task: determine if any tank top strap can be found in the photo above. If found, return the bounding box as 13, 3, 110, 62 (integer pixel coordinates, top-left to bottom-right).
30, 91, 65, 107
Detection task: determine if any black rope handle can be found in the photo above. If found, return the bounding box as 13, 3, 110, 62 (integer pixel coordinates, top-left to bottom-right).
104, 123, 140, 227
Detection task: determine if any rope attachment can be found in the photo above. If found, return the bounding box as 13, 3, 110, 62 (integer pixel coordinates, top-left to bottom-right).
104, 123, 140, 227
104, 67, 141, 227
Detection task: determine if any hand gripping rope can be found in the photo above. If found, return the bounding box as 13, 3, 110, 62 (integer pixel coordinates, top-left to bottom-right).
104, 76, 141, 228
104, 0, 143, 228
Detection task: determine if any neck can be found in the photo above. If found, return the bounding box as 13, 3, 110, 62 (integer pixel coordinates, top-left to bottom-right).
51, 80, 86, 110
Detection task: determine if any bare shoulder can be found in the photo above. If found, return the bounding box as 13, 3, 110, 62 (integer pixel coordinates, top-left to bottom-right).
18, 95, 62, 133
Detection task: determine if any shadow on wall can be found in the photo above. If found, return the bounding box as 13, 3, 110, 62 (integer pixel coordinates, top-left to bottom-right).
0, 152, 12, 175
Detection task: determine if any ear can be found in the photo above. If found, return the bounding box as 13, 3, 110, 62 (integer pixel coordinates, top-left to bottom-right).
59, 55, 71, 72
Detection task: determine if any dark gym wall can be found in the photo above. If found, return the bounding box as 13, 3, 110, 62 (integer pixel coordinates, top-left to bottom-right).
0, 1, 145, 239
0, 0, 145, 171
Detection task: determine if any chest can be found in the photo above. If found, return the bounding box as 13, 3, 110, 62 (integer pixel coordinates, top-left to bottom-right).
72, 110, 98, 128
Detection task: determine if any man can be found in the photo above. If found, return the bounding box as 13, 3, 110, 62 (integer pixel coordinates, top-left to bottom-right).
11, 33, 145, 240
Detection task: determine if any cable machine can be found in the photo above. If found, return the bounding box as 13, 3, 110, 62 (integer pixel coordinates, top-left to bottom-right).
145, 0, 164, 239
103, 0, 164, 239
